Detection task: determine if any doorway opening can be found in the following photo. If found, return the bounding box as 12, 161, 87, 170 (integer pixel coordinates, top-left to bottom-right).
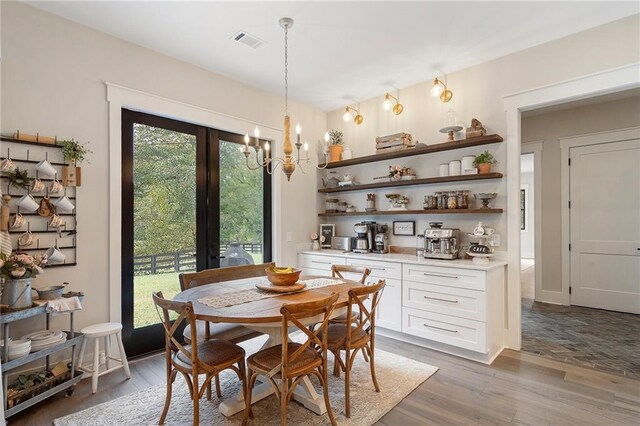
519, 90, 640, 378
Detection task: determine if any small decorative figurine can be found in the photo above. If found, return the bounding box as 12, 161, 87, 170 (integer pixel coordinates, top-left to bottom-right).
466, 118, 487, 139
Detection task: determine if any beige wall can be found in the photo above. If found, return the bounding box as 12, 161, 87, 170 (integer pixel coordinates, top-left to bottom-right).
325, 14, 640, 250
522, 95, 640, 294
1, 2, 326, 334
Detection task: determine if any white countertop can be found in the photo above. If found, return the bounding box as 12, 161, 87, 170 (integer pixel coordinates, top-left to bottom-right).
298, 250, 507, 271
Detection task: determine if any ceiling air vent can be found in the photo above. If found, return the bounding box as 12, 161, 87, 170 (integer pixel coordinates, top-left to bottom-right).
232, 31, 264, 49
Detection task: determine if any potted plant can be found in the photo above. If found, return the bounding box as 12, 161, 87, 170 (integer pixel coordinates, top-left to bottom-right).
0, 252, 46, 310
60, 139, 92, 187
473, 151, 497, 174
327, 130, 344, 162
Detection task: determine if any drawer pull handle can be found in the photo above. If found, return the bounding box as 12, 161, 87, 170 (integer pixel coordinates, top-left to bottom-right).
352, 264, 386, 272
423, 324, 458, 333
311, 260, 331, 265
423, 273, 458, 279
424, 296, 458, 304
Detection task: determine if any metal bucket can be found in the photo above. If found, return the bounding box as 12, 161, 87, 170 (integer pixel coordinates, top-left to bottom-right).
1, 278, 33, 310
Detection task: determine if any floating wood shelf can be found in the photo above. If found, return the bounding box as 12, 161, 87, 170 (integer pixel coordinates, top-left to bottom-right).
318, 173, 503, 193
319, 134, 503, 169
0, 136, 61, 149
318, 208, 503, 217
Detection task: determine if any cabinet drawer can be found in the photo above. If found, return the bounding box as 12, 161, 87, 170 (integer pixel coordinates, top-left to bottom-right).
403, 264, 486, 291
346, 258, 401, 279
402, 308, 487, 353
298, 254, 345, 272
403, 281, 486, 321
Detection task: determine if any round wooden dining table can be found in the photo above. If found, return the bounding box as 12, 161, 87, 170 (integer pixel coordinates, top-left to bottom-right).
173, 275, 364, 418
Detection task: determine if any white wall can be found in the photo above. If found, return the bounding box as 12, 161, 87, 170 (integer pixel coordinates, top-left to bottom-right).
521, 95, 640, 294
325, 14, 640, 251
0, 2, 326, 335
520, 157, 535, 259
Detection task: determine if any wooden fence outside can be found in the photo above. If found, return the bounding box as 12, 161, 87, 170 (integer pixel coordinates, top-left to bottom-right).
134, 243, 262, 275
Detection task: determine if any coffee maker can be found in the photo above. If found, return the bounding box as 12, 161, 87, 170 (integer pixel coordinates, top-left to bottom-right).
424, 222, 459, 260
373, 224, 389, 254
352, 221, 376, 253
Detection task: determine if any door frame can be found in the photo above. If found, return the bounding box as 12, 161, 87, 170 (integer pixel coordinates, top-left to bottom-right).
503, 62, 639, 350
521, 142, 543, 302
107, 83, 283, 325
559, 126, 640, 305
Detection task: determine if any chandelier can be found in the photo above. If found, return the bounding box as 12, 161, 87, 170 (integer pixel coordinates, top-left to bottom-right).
242, 17, 328, 181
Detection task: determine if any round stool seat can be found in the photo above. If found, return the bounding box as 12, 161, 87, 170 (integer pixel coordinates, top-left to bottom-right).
81, 322, 122, 338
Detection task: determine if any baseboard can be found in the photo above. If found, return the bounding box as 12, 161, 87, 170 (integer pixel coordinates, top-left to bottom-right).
536, 290, 564, 305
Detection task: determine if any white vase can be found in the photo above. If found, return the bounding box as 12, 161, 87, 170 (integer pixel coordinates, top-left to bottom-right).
311, 240, 321, 250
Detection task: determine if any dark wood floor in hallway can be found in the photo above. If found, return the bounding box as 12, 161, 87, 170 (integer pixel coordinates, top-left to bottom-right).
8, 336, 640, 425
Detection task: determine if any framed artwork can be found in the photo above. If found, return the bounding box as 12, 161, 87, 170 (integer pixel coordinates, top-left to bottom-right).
393, 221, 415, 236
319, 224, 335, 248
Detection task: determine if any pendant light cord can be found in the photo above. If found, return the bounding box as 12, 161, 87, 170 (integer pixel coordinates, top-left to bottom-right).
284, 24, 289, 116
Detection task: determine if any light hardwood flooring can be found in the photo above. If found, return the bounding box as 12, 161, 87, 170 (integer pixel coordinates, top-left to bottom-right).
8, 336, 640, 425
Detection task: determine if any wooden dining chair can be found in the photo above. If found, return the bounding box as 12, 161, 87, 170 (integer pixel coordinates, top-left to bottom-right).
242, 293, 339, 426
326, 280, 386, 418
152, 291, 249, 426
328, 265, 372, 326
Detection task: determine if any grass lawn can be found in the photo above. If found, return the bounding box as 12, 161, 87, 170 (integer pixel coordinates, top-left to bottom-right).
134, 272, 181, 328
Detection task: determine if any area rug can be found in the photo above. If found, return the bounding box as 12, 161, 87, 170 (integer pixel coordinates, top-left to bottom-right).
54, 349, 438, 425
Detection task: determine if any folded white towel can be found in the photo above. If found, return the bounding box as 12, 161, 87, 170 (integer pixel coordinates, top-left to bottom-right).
45, 296, 83, 313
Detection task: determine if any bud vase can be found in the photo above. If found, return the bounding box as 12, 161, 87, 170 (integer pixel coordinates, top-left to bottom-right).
311, 240, 321, 250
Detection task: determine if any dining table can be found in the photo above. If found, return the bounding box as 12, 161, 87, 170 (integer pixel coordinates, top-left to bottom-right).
173, 274, 364, 417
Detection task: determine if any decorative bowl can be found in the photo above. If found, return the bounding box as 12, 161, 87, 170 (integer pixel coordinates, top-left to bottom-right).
265, 267, 302, 287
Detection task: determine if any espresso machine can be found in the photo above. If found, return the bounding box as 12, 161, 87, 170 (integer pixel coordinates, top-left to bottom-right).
373, 224, 389, 254
352, 221, 376, 253
424, 223, 459, 260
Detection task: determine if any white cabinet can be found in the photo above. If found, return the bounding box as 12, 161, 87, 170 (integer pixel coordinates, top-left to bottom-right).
297, 254, 345, 274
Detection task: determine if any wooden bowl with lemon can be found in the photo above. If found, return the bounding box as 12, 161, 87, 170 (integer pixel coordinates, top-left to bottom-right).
265, 266, 302, 286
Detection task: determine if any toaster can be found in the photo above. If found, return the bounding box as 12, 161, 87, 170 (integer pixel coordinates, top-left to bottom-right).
331, 236, 352, 252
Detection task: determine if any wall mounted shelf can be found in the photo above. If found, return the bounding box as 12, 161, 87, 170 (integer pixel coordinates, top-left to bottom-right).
0, 136, 61, 149
319, 172, 503, 193
319, 208, 503, 217
319, 134, 503, 169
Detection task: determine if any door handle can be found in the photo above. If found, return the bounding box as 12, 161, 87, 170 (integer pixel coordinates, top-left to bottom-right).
211, 255, 226, 259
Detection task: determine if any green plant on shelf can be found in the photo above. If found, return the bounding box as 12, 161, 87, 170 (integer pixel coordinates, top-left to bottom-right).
473, 150, 497, 166
328, 130, 343, 145
60, 139, 92, 165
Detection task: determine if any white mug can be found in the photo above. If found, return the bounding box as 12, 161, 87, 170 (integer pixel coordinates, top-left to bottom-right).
36, 159, 57, 177
439, 163, 449, 177
448, 160, 461, 176
44, 245, 65, 264
0, 158, 16, 172
53, 196, 74, 214
49, 179, 63, 194
17, 194, 40, 213
18, 231, 34, 247
32, 178, 45, 193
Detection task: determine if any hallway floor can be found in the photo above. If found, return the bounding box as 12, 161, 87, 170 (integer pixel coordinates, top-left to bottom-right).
521, 260, 640, 378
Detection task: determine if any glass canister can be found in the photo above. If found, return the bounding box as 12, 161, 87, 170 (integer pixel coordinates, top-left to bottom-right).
426, 195, 437, 210
416, 234, 425, 257
458, 190, 469, 209
337, 201, 348, 212
447, 191, 458, 209
437, 191, 448, 210
325, 198, 338, 213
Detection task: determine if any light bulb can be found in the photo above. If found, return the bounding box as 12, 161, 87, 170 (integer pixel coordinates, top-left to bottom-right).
382, 97, 392, 111
296, 123, 301, 135
343, 110, 352, 122
431, 81, 443, 97
324, 131, 330, 143
264, 141, 270, 151
244, 133, 249, 145
239, 146, 244, 152
303, 142, 309, 151
254, 126, 260, 138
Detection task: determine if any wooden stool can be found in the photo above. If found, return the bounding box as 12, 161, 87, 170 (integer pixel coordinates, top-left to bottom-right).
77, 322, 131, 394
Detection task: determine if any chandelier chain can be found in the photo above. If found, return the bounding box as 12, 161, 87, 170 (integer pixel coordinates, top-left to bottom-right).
284, 25, 289, 116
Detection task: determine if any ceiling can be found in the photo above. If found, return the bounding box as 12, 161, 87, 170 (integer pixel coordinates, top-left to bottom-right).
27, 1, 639, 111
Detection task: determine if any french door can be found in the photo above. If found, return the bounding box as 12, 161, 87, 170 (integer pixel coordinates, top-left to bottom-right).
121, 109, 272, 356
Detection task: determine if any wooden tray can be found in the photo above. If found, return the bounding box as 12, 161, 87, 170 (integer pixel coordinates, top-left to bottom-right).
255, 282, 307, 293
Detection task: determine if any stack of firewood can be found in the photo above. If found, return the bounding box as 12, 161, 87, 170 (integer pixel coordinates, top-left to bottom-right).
375, 132, 414, 154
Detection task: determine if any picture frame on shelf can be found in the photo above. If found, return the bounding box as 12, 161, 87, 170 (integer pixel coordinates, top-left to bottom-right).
393, 220, 415, 236
319, 223, 335, 248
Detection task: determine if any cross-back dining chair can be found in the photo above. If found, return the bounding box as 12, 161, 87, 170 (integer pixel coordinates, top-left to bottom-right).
326, 280, 386, 418
152, 291, 248, 426
328, 264, 372, 326
242, 293, 339, 426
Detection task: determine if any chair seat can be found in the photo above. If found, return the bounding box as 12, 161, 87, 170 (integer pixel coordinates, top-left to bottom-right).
328, 311, 359, 324
183, 320, 259, 343
80, 322, 122, 338
175, 339, 245, 370
326, 324, 369, 350
248, 343, 321, 377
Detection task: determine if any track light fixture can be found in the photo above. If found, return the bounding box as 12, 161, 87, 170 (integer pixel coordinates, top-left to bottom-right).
342, 104, 364, 125
431, 77, 453, 103
382, 92, 403, 115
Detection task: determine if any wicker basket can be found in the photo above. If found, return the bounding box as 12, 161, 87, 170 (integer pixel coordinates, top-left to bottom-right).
6, 370, 71, 409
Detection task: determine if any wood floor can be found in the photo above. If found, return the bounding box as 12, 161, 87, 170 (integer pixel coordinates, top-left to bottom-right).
8, 336, 640, 425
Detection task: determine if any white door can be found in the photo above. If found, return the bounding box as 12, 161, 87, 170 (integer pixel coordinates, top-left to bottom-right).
569, 138, 640, 313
